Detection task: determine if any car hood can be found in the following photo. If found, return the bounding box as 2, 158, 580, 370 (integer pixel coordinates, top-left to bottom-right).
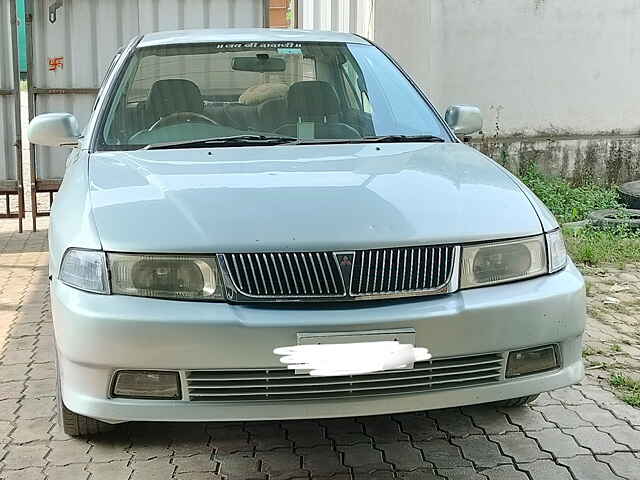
89, 143, 543, 253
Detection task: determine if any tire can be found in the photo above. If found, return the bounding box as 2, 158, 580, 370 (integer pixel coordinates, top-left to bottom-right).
55, 350, 115, 437
493, 394, 539, 408
618, 181, 640, 209
587, 208, 640, 230
61, 403, 115, 437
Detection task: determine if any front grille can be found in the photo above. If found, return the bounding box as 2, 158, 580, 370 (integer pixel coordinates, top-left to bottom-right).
351, 245, 455, 296
186, 353, 503, 402
224, 252, 345, 297
222, 245, 457, 300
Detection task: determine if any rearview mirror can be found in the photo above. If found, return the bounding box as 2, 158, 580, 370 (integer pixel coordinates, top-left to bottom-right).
27, 113, 81, 147
444, 105, 482, 136
232, 55, 286, 73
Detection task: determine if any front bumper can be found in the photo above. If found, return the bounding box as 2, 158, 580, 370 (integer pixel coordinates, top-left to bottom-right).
52, 261, 586, 423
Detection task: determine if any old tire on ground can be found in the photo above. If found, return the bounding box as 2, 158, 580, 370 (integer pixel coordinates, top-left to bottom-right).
618, 180, 640, 209
61, 403, 115, 437
493, 394, 539, 408
587, 208, 640, 230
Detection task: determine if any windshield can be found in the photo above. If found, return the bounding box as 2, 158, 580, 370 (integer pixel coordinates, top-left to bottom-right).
97, 41, 449, 149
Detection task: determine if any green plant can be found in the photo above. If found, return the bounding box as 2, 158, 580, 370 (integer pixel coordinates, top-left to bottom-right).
563, 224, 640, 265
520, 167, 621, 223
611, 344, 622, 352
610, 373, 640, 407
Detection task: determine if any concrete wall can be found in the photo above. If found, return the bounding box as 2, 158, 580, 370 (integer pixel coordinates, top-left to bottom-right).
375, 0, 640, 138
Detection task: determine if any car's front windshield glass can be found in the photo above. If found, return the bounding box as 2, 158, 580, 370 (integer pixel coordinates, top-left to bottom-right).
97, 41, 449, 150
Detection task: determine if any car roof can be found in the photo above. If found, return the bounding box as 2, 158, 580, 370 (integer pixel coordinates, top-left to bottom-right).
138, 28, 371, 48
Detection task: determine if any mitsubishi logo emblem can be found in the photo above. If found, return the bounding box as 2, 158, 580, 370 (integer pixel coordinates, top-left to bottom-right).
339, 255, 352, 267
335, 252, 355, 293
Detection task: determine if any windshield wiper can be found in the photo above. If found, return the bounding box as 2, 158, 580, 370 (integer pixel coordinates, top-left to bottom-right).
144, 134, 299, 150
359, 135, 446, 143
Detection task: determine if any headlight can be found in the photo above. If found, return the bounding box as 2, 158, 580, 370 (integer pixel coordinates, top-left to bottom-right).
545, 229, 567, 273
460, 236, 547, 289
108, 253, 223, 300
59, 249, 110, 294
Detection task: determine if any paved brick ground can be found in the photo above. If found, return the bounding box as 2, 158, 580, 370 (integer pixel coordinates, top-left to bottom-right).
0, 219, 638, 480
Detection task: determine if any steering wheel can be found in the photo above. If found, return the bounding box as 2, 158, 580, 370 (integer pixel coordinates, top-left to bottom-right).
149, 111, 218, 131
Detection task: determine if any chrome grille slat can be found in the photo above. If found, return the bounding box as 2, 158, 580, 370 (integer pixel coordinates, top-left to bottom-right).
186, 353, 503, 402
223, 245, 456, 299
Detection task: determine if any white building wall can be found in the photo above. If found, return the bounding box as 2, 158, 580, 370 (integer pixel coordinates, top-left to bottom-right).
302, 0, 640, 137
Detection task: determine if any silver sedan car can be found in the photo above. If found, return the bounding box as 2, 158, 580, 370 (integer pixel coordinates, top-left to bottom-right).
27, 28, 585, 436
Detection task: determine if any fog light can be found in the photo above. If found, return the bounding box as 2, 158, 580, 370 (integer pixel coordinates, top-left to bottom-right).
506, 345, 559, 378
112, 371, 181, 399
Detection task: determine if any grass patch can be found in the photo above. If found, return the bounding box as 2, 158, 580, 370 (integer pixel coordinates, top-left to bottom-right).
519, 167, 640, 265
609, 373, 640, 407
563, 224, 640, 265
520, 167, 621, 224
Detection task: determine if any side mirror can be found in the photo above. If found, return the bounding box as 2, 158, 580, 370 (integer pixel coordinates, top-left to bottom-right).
444, 105, 482, 136
27, 113, 81, 147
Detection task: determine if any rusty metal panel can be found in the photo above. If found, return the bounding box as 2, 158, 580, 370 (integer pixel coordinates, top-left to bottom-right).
27, 0, 268, 182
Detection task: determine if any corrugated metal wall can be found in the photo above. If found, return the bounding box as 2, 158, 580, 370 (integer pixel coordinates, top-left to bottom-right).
0, 0, 20, 187
27, 0, 267, 181
298, 0, 374, 38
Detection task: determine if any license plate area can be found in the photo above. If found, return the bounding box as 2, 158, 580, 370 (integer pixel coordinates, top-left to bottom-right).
295, 328, 417, 374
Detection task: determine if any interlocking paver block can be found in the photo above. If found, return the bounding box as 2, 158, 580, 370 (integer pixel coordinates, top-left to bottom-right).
528, 428, 590, 458
359, 416, 409, 442
533, 404, 591, 428
559, 455, 625, 480
1, 467, 45, 480
596, 452, 640, 479
27, 362, 55, 380
429, 409, 482, 437
299, 445, 349, 475
258, 449, 307, 478
378, 441, 431, 471
563, 426, 628, 454
1, 349, 34, 364
461, 406, 519, 435
89, 435, 133, 462
0, 380, 25, 399
131, 458, 176, 479
415, 439, 472, 468
246, 422, 291, 450
608, 403, 640, 426
45, 464, 89, 480
483, 465, 528, 480
576, 384, 625, 405
208, 425, 252, 454
217, 452, 266, 480
392, 412, 444, 441
452, 436, 510, 468
521, 459, 573, 480
600, 424, 640, 450
282, 420, 328, 448
87, 460, 133, 480
322, 418, 370, 445
47, 439, 91, 465
17, 397, 55, 419
435, 467, 485, 480
339, 444, 392, 473
0, 398, 20, 421
529, 392, 560, 406
174, 453, 216, 473
394, 468, 440, 479
2, 443, 49, 469
10, 417, 52, 443
489, 432, 551, 463
129, 435, 172, 461
549, 387, 593, 404
23, 378, 56, 397
499, 406, 554, 431
569, 404, 625, 427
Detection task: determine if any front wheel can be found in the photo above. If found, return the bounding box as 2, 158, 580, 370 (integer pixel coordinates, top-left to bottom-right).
61, 403, 115, 437
493, 394, 539, 408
